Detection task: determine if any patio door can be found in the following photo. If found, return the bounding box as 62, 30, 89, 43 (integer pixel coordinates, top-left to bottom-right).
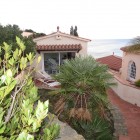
44, 52, 75, 74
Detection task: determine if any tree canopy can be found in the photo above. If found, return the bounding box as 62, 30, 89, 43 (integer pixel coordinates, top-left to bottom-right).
24, 28, 46, 38
0, 24, 36, 55
25, 29, 35, 33
32, 32, 46, 38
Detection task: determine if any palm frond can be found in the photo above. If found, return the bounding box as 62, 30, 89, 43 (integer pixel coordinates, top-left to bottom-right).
69, 108, 76, 118
83, 109, 92, 122
53, 56, 114, 122
76, 108, 85, 120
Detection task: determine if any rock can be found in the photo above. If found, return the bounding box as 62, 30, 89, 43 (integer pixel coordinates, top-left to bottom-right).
52, 116, 85, 140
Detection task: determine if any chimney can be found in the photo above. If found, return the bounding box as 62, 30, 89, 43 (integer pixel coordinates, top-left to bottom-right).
113, 52, 114, 55
57, 26, 59, 32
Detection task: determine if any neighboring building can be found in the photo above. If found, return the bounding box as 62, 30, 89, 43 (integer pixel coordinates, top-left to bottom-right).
97, 45, 140, 83
33, 27, 91, 74
120, 45, 140, 82
22, 31, 33, 37
97, 46, 140, 106
96, 54, 122, 71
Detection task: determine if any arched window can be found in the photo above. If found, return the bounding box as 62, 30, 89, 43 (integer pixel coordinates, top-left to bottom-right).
128, 61, 136, 80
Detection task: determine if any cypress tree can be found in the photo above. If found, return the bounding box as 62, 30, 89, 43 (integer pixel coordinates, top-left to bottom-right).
70, 26, 74, 35
74, 26, 78, 36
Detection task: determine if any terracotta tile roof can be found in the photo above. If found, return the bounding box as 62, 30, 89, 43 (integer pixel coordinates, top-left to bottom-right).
96, 55, 122, 71
36, 44, 82, 52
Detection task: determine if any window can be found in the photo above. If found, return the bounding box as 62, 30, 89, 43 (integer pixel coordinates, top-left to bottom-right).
44, 52, 75, 74
128, 61, 136, 80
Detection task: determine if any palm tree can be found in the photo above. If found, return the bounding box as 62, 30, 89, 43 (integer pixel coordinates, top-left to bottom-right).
51, 56, 115, 122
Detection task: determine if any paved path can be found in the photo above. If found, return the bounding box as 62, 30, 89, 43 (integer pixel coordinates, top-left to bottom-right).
107, 89, 140, 140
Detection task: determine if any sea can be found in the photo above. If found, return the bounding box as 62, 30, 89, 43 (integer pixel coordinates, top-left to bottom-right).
88, 39, 132, 58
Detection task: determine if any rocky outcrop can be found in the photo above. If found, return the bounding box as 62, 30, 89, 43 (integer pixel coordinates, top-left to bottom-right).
52, 116, 85, 140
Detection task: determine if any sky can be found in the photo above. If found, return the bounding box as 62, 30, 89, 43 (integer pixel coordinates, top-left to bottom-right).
0, 0, 140, 39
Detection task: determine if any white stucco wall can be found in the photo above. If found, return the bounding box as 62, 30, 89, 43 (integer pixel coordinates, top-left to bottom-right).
121, 52, 140, 81
111, 77, 140, 107
34, 33, 88, 56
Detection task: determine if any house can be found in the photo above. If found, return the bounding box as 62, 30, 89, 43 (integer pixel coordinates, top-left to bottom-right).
96, 54, 122, 72
120, 45, 140, 82
33, 27, 91, 74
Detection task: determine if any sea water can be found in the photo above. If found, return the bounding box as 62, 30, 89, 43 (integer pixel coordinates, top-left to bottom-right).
88, 39, 131, 58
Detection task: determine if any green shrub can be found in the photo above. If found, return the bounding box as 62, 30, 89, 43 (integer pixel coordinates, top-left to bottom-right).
0, 37, 59, 140
71, 115, 113, 140
135, 79, 140, 87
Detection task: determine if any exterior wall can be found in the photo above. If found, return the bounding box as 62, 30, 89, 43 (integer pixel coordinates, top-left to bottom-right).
34, 33, 88, 56
77, 42, 87, 56
111, 77, 140, 107
121, 52, 140, 81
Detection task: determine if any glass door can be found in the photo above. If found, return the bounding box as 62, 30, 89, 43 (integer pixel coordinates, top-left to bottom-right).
44, 52, 75, 74
60, 52, 75, 65
44, 53, 59, 74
